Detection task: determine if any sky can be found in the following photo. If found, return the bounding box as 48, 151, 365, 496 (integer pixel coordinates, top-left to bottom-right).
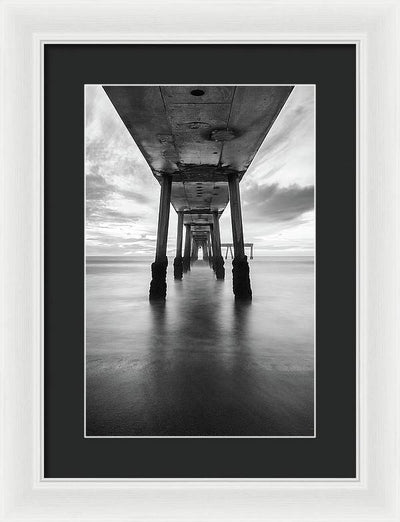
85, 85, 315, 257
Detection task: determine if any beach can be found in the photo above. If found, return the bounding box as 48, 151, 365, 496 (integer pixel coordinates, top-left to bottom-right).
86, 256, 314, 436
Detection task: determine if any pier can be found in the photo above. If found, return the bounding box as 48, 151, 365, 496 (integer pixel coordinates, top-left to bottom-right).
103, 86, 293, 300
222, 243, 254, 260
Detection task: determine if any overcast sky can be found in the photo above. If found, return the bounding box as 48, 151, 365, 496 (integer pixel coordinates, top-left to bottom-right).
85, 85, 315, 257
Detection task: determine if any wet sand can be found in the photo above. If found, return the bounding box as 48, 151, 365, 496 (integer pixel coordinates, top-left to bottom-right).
86, 256, 314, 436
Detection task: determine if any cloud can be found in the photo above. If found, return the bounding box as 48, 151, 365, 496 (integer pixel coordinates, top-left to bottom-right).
85, 86, 161, 249
86, 171, 152, 205
86, 171, 110, 201
97, 208, 142, 223
243, 182, 314, 222
243, 85, 315, 188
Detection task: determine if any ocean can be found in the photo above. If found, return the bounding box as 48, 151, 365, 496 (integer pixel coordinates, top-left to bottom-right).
86, 256, 314, 437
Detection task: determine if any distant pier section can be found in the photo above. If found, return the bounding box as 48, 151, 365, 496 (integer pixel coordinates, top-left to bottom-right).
222, 243, 254, 260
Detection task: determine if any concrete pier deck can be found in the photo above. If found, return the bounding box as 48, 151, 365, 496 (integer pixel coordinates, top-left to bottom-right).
104, 85, 293, 227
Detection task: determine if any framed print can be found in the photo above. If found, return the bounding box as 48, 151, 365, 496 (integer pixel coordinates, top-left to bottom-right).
1, 0, 400, 521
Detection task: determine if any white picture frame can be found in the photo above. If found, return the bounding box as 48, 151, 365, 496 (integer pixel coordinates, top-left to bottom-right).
1, 0, 399, 520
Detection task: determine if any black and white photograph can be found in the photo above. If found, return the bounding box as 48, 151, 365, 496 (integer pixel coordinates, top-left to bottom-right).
85, 84, 315, 437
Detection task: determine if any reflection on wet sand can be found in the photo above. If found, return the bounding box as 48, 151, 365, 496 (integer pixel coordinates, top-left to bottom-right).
86, 257, 314, 436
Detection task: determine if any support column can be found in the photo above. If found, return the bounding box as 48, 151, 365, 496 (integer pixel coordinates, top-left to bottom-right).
210, 226, 216, 270
149, 175, 172, 300
228, 174, 252, 299
207, 232, 213, 267
203, 239, 209, 261
191, 239, 198, 262
173, 211, 184, 280
183, 224, 191, 272
212, 212, 225, 280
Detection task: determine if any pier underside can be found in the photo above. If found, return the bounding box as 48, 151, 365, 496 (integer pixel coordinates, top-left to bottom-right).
104, 85, 293, 299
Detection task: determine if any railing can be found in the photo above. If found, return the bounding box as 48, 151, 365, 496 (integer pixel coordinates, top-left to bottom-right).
221, 243, 254, 259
